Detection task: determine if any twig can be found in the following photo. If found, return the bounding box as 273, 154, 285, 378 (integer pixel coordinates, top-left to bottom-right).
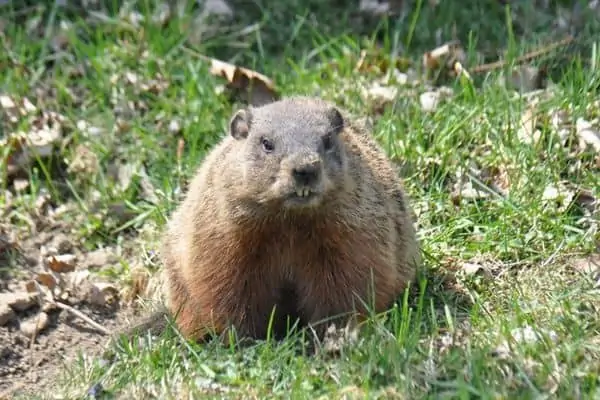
51, 300, 111, 335
29, 280, 111, 335
471, 35, 575, 74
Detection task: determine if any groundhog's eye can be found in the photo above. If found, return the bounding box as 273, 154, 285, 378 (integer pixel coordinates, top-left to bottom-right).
261, 137, 274, 153
322, 134, 334, 151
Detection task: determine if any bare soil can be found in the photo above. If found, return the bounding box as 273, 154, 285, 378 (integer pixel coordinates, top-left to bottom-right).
0, 203, 149, 398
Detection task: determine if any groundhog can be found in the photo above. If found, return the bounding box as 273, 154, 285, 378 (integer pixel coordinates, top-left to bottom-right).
155, 96, 420, 343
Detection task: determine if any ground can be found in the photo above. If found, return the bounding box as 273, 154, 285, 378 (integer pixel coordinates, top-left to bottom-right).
1, 0, 599, 399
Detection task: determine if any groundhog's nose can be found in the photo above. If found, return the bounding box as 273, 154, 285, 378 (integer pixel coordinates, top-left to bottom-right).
292, 163, 321, 187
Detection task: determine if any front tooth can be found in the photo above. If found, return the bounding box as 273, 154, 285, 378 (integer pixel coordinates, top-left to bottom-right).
303, 188, 310, 197
296, 189, 303, 197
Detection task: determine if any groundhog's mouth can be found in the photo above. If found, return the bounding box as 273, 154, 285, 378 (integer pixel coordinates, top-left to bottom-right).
284, 187, 322, 207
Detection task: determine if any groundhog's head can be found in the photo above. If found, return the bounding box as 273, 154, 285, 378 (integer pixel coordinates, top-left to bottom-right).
228, 97, 348, 211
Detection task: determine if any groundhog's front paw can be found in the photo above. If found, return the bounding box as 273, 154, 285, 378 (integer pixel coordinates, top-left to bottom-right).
312, 320, 360, 357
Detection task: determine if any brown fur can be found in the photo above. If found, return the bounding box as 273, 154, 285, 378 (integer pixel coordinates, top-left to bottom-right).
159, 96, 420, 342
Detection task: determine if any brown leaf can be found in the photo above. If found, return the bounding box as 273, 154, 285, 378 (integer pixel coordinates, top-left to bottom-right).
46, 254, 77, 273
208, 58, 278, 106
35, 272, 58, 290
24, 280, 37, 293
124, 264, 151, 303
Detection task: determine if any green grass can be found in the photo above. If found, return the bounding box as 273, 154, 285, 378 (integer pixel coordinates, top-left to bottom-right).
1, 0, 600, 398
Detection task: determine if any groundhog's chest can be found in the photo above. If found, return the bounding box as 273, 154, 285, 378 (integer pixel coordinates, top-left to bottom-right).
232, 216, 390, 280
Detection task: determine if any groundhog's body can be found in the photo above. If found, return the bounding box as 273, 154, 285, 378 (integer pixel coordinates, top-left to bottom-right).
160, 97, 420, 341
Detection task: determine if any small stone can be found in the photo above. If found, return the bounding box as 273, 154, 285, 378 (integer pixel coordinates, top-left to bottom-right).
0, 303, 16, 325
88, 282, 120, 307
0, 291, 37, 312
84, 248, 118, 269
0, 94, 16, 109
19, 311, 50, 338
168, 119, 181, 134
52, 233, 74, 253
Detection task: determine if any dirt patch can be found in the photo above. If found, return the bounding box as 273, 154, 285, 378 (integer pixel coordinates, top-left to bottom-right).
0, 202, 156, 398
0, 302, 134, 397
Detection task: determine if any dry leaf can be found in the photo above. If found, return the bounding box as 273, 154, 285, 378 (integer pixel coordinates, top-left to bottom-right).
82, 248, 118, 270
461, 262, 487, 276
517, 98, 542, 145
0, 94, 16, 109
24, 280, 38, 293
505, 66, 547, 93
168, 119, 182, 134
35, 272, 58, 290
569, 254, 600, 275
116, 162, 136, 191
420, 91, 442, 112
200, 0, 233, 17
46, 254, 77, 273
124, 264, 151, 303
451, 174, 490, 204
359, 0, 390, 15
12, 178, 30, 192
493, 325, 558, 359
68, 144, 100, 175
511, 326, 558, 344
0, 94, 37, 124
352, 47, 413, 77
319, 320, 360, 356
1, 109, 66, 178
423, 41, 466, 75
575, 118, 600, 152
208, 58, 278, 106
421, 87, 453, 112
67, 269, 91, 290
0, 292, 37, 312
138, 165, 159, 204
76, 119, 104, 137
362, 83, 398, 103
541, 183, 575, 212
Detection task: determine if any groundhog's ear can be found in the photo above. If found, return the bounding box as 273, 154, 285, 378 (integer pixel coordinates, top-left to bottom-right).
326, 106, 345, 135
229, 109, 252, 140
